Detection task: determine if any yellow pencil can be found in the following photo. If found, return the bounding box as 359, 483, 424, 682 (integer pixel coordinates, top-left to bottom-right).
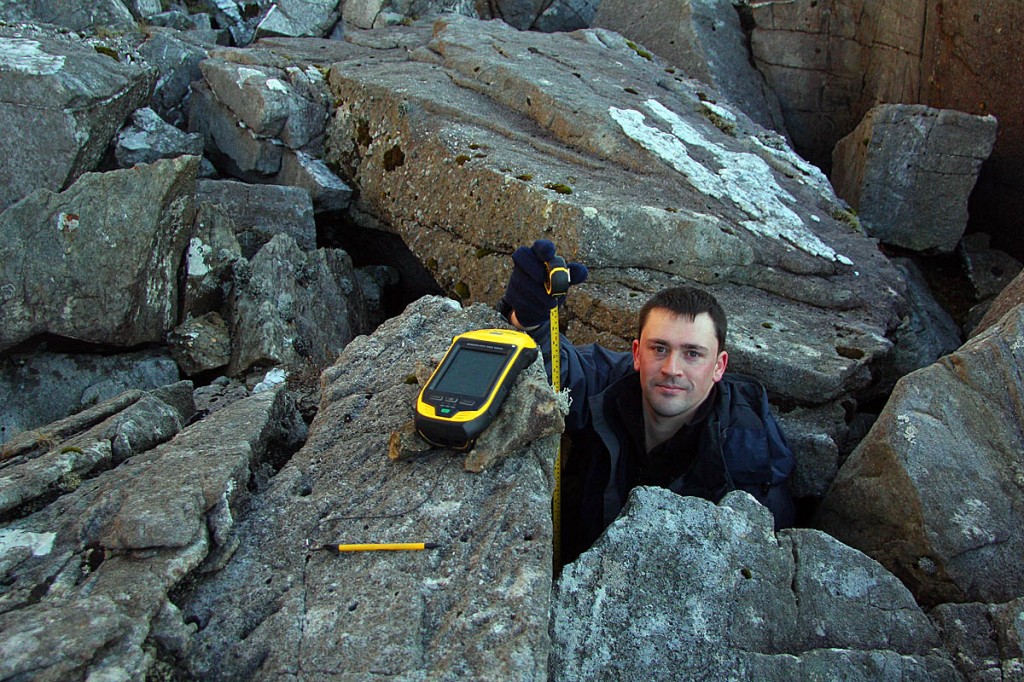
323, 542, 439, 553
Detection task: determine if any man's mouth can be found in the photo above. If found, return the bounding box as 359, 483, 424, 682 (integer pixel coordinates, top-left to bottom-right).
656, 383, 690, 393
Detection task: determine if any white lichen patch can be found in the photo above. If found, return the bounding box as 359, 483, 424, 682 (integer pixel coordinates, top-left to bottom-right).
0, 38, 65, 75
815, 563, 880, 599
701, 100, 737, 124
951, 498, 998, 546
187, 237, 212, 277
0, 528, 57, 557
895, 413, 918, 445
265, 78, 289, 93
609, 99, 852, 266
236, 66, 271, 86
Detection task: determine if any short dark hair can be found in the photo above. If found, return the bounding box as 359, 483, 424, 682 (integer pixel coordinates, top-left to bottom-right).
638, 287, 727, 352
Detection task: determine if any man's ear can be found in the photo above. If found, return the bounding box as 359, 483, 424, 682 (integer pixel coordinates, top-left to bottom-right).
713, 350, 728, 382
632, 339, 641, 372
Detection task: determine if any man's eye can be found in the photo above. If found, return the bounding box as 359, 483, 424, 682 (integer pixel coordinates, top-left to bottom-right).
686, 350, 702, 359
651, 346, 668, 355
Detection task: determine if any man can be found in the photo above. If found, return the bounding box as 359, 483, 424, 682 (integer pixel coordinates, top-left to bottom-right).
500, 240, 795, 558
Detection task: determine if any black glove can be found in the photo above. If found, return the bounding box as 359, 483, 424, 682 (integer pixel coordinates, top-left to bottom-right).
499, 239, 588, 328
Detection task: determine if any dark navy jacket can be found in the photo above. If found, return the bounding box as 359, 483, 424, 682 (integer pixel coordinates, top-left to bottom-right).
529, 323, 795, 548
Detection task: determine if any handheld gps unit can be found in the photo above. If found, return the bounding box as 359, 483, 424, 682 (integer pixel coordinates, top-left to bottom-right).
415, 328, 539, 450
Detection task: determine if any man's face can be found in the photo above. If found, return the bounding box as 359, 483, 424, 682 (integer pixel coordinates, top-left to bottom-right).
632, 308, 728, 426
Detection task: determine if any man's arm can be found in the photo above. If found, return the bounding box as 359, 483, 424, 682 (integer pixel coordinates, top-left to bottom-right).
500, 240, 633, 431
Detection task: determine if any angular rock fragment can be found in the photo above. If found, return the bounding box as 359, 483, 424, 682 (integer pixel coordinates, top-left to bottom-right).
0, 24, 155, 211
551, 487, 959, 680
0, 155, 199, 353
817, 304, 1024, 607
832, 104, 997, 253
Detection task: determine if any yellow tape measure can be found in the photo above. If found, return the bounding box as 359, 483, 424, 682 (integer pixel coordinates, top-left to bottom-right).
550, 304, 562, 570
545, 255, 569, 571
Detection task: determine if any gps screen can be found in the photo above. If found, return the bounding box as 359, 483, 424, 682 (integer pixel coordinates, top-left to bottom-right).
431, 346, 508, 398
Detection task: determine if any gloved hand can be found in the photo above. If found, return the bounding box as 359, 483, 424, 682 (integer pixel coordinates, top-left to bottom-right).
500, 239, 588, 328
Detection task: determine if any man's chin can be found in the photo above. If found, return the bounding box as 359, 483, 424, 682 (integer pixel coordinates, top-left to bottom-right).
648, 398, 694, 421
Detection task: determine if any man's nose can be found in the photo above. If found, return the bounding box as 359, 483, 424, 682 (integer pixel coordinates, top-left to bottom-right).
663, 351, 685, 376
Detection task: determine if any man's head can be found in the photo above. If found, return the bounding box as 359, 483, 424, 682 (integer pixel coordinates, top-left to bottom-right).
633, 287, 728, 428
637, 287, 726, 352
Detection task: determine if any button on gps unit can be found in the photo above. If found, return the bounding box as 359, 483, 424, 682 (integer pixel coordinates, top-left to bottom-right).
415, 328, 539, 450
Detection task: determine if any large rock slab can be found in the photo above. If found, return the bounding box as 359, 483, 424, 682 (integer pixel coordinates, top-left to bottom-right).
593, 0, 787, 134
832, 104, 997, 253
195, 178, 316, 258
0, 155, 200, 353
0, 384, 303, 680
0, 23, 156, 211
0, 348, 180, 445
749, 0, 1024, 261
312, 16, 905, 417
550, 487, 960, 680
0, 0, 136, 32
0, 381, 194, 519
817, 303, 1024, 608
227, 233, 368, 375
931, 599, 1024, 680
179, 296, 561, 680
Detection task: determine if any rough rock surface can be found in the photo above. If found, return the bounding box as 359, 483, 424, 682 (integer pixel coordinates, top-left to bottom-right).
195, 179, 317, 258
340, 0, 596, 32
0, 383, 305, 680
255, 0, 344, 39
0, 349, 180, 444
308, 17, 904, 416
831, 104, 997, 253
971, 268, 1024, 340
817, 304, 1024, 608
960, 233, 1024, 305
931, 599, 1024, 680
114, 106, 205, 168
182, 200, 245, 321
0, 0, 136, 33
551, 486, 960, 680
0, 23, 156, 212
136, 27, 218, 129
0, 155, 199, 353
878, 258, 963, 387
178, 296, 560, 680
749, 0, 1024, 259
593, 0, 787, 135
0, 381, 194, 518
227, 233, 368, 375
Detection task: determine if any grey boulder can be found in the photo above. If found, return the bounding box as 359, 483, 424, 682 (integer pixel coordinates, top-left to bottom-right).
0, 23, 156, 211
832, 104, 997, 253
551, 486, 960, 680
227, 233, 368, 375
817, 303, 1024, 608
0, 155, 200, 353
0, 348, 180, 445
115, 106, 205, 168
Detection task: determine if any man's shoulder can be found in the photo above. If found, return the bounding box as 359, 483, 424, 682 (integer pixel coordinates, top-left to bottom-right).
715, 373, 773, 420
